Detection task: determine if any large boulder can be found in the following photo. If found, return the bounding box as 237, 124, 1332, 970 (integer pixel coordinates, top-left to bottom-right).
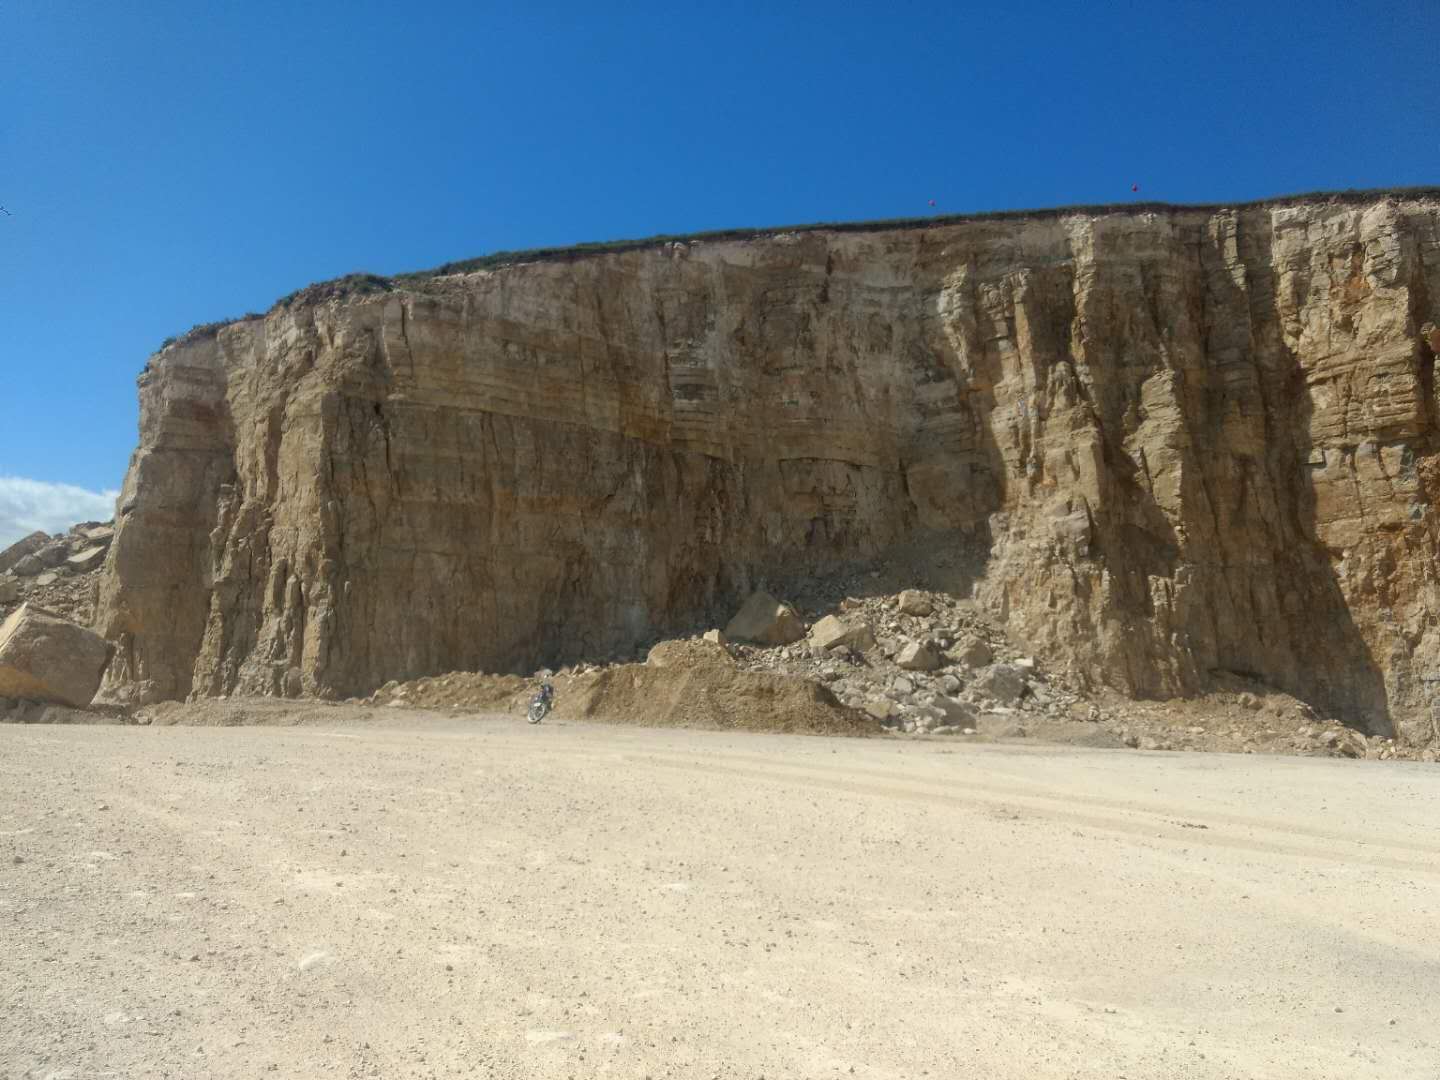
12, 539, 69, 576
897, 590, 934, 617
10, 554, 46, 577
951, 635, 993, 669
724, 591, 806, 647
34, 540, 71, 570
862, 698, 897, 723
0, 577, 19, 604
912, 695, 978, 731
0, 532, 49, 574
81, 524, 116, 546
973, 662, 1028, 705
0, 603, 113, 707
66, 546, 108, 573
808, 614, 875, 653
896, 641, 941, 671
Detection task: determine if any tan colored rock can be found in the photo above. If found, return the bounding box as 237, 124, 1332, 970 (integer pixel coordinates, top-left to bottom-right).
862, 698, 896, 723
896, 642, 940, 671
11, 554, 45, 577
951, 636, 993, 669
927, 695, 977, 727
724, 592, 806, 647
0, 577, 18, 604
897, 591, 933, 617
0, 532, 49, 575
0, 603, 113, 707
66, 546, 108, 573
807, 614, 875, 653
34, 541, 70, 570
974, 664, 1027, 705
702, 629, 728, 646
88, 193, 1440, 743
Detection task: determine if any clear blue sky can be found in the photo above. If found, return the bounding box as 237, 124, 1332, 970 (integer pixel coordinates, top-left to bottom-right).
1, 0, 1436, 539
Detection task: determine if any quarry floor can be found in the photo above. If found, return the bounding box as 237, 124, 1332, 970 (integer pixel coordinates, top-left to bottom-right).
2, 712, 1437, 1080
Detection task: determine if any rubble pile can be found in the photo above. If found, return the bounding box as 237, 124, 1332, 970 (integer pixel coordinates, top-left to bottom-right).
3, 511, 1433, 762
0, 522, 115, 627
729, 589, 1048, 735
364, 583, 1432, 761
718, 587, 1431, 761
367, 637, 877, 737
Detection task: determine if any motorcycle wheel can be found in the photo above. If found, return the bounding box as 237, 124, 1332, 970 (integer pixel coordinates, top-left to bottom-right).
527, 700, 547, 724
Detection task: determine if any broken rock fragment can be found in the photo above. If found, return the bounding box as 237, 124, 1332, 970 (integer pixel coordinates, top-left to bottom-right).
66, 546, 109, 574
897, 590, 933, 616
11, 554, 46, 577
0, 603, 113, 707
895, 641, 940, 671
863, 698, 897, 723
0, 532, 50, 575
973, 662, 1028, 705
724, 591, 806, 647
807, 614, 875, 653
951, 635, 993, 669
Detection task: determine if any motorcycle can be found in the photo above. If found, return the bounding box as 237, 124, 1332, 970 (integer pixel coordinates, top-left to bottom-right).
527, 681, 555, 724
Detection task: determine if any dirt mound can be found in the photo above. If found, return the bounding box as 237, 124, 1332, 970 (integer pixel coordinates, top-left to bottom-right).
368, 643, 878, 737
644, 638, 732, 669
366, 671, 531, 712
552, 660, 877, 736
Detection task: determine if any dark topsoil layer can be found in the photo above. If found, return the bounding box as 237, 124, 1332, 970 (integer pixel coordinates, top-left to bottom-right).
160, 186, 1440, 352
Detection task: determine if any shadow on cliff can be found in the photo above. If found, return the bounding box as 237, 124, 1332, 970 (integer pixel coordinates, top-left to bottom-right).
883, 221, 1396, 736
1236, 212, 1393, 735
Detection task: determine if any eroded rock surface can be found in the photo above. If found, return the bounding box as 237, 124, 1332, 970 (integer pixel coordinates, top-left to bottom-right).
95, 193, 1440, 743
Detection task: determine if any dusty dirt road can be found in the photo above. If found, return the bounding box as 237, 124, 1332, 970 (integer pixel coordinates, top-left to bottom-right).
2, 712, 1437, 1080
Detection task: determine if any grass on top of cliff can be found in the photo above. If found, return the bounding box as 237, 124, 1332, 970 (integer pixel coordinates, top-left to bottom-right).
160, 186, 1440, 342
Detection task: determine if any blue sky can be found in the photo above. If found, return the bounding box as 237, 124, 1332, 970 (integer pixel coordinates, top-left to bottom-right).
1, 0, 1436, 544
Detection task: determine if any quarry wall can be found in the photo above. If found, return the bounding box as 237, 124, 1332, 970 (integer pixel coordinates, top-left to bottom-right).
95, 195, 1440, 741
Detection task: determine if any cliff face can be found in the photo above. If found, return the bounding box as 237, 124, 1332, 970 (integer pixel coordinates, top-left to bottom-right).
96, 195, 1440, 742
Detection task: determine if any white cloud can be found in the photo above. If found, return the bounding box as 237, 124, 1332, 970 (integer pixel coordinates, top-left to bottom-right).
0, 476, 120, 550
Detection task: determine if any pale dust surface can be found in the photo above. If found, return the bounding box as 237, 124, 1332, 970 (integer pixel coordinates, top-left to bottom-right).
2, 710, 1437, 1079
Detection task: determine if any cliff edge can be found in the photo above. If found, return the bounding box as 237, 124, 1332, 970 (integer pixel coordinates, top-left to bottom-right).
95, 193, 1440, 743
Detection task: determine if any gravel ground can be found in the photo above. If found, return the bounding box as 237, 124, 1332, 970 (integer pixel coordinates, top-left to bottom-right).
2, 710, 1437, 1079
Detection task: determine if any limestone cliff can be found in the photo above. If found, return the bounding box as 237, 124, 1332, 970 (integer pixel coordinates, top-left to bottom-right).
96, 193, 1440, 743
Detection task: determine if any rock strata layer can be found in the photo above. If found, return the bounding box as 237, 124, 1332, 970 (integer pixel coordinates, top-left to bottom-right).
96, 193, 1440, 742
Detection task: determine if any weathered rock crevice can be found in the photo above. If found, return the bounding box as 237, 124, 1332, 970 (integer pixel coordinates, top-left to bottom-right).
95, 196, 1440, 742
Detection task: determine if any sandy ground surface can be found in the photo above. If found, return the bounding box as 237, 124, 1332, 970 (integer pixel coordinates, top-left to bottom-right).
2, 711, 1437, 1080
